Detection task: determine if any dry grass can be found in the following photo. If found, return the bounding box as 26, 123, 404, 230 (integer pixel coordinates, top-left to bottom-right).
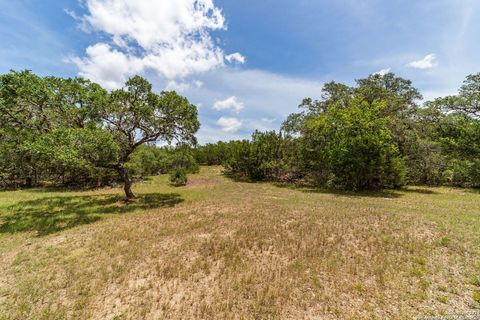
0, 166, 479, 319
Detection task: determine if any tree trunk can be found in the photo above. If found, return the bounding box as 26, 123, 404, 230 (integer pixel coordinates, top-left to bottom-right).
119, 167, 135, 200
25, 176, 33, 188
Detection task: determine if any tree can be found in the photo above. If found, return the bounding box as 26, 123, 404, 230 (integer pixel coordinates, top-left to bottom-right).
299, 97, 405, 190
0, 71, 108, 187
0, 71, 199, 195
23, 128, 119, 186
425, 73, 480, 187
430, 73, 480, 118
102, 76, 199, 199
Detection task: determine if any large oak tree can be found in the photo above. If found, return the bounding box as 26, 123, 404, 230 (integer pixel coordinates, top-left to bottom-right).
103, 76, 199, 199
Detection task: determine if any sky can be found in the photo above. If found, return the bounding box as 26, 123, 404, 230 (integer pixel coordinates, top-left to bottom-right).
1, 0, 479, 143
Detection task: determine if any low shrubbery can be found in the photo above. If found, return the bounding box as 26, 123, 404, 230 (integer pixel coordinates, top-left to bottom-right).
169, 168, 188, 186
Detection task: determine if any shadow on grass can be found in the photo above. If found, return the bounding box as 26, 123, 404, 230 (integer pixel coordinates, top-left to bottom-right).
401, 187, 439, 195
466, 188, 480, 194
271, 182, 404, 198
0, 193, 183, 236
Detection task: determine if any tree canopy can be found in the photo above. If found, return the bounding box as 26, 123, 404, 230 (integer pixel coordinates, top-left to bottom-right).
0, 71, 199, 198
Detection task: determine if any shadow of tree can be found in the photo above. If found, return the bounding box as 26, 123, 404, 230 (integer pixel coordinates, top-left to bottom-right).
0, 193, 183, 236
272, 182, 404, 198
467, 188, 480, 194
401, 187, 439, 195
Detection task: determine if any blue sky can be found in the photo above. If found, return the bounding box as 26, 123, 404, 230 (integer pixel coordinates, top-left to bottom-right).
1, 0, 479, 143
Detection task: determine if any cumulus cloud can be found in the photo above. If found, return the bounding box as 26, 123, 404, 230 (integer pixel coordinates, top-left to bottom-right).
69, 0, 243, 89
407, 54, 438, 69
216, 117, 242, 132
373, 68, 391, 76
213, 96, 244, 113
165, 80, 191, 92
163, 79, 204, 92
225, 52, 246, 64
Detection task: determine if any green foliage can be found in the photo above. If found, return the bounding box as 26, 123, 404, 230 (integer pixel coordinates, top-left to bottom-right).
404, 138, 446, 185
25, 128, 119, 170
0, 71, 199, 197
169, 168, 188, 187
224, 131, 285, 181
20, 128, 119, 186
105, 76, 199, 160
127, 144, 199, 178
441, 159, 480, 187
194, 141, 235, 165
104, 76, 199, 198
165, 145, 200, 174
430, 72, 480, 117
300, 98, 405, 190
203, 72, 480, 191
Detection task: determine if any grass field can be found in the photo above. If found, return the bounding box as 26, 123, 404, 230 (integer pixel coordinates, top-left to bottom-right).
0, 166, 479, 319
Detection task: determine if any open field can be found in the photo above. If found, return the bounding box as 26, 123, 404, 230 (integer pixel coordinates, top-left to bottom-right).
0, 166, 479, 319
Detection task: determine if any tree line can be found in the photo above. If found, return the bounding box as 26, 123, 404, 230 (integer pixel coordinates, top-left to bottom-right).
1, 70, 479, 195
194, 73, 480, 190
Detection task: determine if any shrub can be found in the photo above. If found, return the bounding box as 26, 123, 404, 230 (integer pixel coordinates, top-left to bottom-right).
300, 98, 406, 190
169, 169, 188, 187
223, 131, 285, 181
442, 159, 480, 188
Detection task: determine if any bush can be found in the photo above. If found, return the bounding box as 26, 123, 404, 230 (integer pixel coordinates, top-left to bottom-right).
126, 145, 199, 178
223, 131, 285, 181
299, 98, 406, 190
442, 159, 480, 187
169, 169, 188, 187
405, 139, 446, 186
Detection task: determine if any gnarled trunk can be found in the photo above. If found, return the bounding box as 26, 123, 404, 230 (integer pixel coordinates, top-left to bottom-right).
119, 167, 135, 200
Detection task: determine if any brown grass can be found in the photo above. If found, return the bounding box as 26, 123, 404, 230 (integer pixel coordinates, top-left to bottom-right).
0, 167, 479, 319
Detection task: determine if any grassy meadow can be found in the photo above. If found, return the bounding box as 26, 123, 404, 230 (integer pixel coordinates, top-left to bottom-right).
0, 166, 479, 319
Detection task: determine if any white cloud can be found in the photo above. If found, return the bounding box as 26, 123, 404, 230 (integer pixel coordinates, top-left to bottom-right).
373, 68, 391, 76
261, 117, 276, 123
69, 0, 244, 89
165, 80, 190, 92
225, 52, 246, 64
196, 125, 244, 143
164, 79, 204, 92
213, 96, 244, 113
216, 117, 242, 133
198, 69, 323, 117
67, 43, 145, 90
175, 68, 323, 143
407, 54, 438, 69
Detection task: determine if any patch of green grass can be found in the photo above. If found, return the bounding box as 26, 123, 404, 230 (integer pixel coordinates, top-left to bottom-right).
413, 257, 427, 266
435, 295, 448, 304
469, 275, 480, 287
473, 291, 480, 303
437, 284, 448, 292
410, 268, 426, 277
419, 279, 431, 290
438, 236, 451, 247
353, 283, 365, 294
